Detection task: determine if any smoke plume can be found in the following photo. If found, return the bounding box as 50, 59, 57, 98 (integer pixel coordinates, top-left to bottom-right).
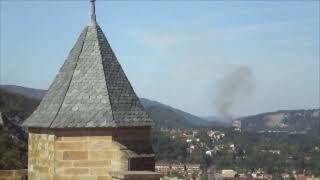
214, 65, 255, 119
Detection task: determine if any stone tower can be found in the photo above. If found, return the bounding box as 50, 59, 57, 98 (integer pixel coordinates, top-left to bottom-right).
23, 1, 158, 179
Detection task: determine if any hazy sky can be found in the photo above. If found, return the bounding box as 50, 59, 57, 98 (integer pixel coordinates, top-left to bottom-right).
1, 1, 319, 117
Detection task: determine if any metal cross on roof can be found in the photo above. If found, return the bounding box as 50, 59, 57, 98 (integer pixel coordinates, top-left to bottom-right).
90, 0, 96, 22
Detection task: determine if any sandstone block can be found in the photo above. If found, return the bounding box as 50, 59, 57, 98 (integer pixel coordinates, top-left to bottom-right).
97, 175, 109, 180
89, 151, 108, 160
56, 142, 86, 150
87, 141, 111, 150
38, 166, 49, 174
68, 175, 98, 180
55, 151, 64, 160
90, 168, 108, 175
53, 175, 72, 180
64, 168, 89, 175
63, 151, 88, 160
55, 167, 65, 175
56, 161, 73, 167
73, 160, 110, 167
59, 136, 88, 141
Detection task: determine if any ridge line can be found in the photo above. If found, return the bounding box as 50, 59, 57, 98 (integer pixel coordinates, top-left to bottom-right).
94, 24, 117, 127
48, 27, 89, 128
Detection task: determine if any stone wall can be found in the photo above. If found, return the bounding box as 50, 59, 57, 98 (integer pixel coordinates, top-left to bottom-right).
28, 127, 154, 180
54, 128, 126, 180
28, 129, 55, 180
0, 169, 27, 180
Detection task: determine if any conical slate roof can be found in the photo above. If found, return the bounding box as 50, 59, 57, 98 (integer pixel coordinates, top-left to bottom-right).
23, 3, 153, 128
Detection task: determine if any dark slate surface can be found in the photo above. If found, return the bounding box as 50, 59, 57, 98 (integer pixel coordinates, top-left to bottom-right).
23, 22, 153, 128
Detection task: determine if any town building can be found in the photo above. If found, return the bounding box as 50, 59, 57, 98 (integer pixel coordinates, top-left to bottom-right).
221, 170, 237, 178
154, 162, 171, 176
232, 120, 241, 132
22, 0, 160, 179
155, 162, 201, 180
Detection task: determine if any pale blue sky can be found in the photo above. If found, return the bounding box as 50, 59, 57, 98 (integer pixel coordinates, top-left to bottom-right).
1, 0, 319, 117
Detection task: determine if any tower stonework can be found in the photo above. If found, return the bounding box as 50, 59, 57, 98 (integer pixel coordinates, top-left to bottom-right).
23, 1, 159, 180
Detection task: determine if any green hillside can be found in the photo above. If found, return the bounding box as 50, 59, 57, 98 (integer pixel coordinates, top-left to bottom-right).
140, 98, 209, 129
0, 89, 37, 169
0, 88, 40, 122
240, 109, 320, 136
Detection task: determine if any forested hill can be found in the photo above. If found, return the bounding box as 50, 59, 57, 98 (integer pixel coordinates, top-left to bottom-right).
0, 88, 39, 122
0, 85, 46, 100
140, 98, 212, 129
0, 85, 210, 129
240, 109, 320, 135
0, 88, 34, 169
